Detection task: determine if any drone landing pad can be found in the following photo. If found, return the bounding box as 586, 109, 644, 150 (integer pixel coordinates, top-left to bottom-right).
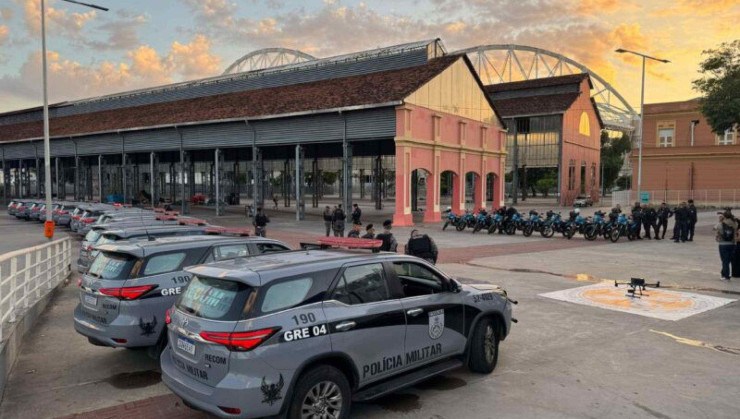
540, 282, 735, 321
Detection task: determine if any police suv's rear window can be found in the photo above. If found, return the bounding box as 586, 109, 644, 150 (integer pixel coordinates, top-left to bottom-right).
84, 230, 102, 243
88, 252, 138, 280
177, 276, 254, 321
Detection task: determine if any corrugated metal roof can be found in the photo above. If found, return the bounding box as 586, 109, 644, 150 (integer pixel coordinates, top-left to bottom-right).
0, 55, 461, 144
0, 39, 444, 126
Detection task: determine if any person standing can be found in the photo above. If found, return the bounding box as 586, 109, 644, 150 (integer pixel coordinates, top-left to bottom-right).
687, 199, 698, 241
642, 203, 656, 240
322, 206, 333, 237
362, 223, 376, 239
405, 229, 439, 264
656, 202, 672, 240
733, 213, 740, 279
332, 204, 346, 237
351, 203, 362, 225
673, 202, 688, 243
714, 211, 737, 281
631, 202, 643, 240
375, 219, 398, 252
253, 207, 270, 237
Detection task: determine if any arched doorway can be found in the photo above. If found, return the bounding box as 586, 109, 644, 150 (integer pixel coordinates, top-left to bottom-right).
465, 171, 482, 211
486, 172, 497, 209
410, 168, 431, 223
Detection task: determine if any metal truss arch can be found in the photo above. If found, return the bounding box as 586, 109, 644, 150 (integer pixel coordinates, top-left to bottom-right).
223, 48, 317, 75
454, 44, 636, 131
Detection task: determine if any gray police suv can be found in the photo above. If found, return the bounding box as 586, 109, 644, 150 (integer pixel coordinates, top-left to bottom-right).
161, 250, 514, 418
74, 235, 291, 356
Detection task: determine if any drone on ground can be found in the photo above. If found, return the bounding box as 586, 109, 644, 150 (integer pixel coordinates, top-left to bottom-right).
614, 277, 660, 299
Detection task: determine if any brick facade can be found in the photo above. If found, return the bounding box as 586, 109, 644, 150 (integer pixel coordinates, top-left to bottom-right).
631, 98, 740, 192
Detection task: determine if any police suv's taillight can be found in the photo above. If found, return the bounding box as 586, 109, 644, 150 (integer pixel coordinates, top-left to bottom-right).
99, 285, 156, 300
165, 308, 172, 325
199, 327, 280, 352
218, 406, 241, 415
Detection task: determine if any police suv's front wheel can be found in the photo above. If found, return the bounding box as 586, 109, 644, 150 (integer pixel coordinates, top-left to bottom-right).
288, 365, 351, 419
468, 318, 499, 374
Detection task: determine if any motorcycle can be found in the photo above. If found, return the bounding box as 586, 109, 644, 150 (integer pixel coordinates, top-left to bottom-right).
584, 211, 606, 241
522, 210, 542, 237
472, 212, 491, 233
456, 211, 476, 231
442, 211, 460, 231
612, 213, 640, 242
504, 212, 522, 235
487, 213, 504, 234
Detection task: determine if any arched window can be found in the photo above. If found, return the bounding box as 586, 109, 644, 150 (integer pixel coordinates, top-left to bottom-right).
579, 112, 591, 137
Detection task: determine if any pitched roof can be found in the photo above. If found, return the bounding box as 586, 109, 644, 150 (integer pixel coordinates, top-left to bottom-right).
489, 92, 581, 118
484, 73, 590, 93
0, 55, 461, 143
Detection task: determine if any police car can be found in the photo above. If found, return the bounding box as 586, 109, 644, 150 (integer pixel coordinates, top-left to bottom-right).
74, 235, 291, 356
161, 242, 515, 418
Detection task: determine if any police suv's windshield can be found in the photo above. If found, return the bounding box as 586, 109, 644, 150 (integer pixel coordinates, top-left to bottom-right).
177, 276, 253, 321
88, 251, 138, 280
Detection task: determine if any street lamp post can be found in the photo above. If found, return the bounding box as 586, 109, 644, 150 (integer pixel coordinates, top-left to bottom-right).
40, 0, 108, 239
614, 48, 669, 204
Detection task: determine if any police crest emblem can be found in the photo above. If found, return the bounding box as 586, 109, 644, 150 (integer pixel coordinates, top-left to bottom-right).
428, 309, 444, 340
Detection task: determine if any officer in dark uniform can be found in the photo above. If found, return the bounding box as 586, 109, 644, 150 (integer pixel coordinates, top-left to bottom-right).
362, 224, 375, 239
656, 202, 672, 239
673, 202, 689, 243
375, 219, 398, 252
351, 204, 362, 225
347, 222, 362, 238
642, 204, 657, 239
253, 207, 270, 237
405, 229, 439, 264
631, 202, 643, 239
687, 199, 698, 241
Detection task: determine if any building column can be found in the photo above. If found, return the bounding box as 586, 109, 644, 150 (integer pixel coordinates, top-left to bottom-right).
73, 156, 80, 201
393, 145, 413, 226
374, 156, 382, 210
311, 158, 319, 208
474, 172, 485, 210
253, 147, 264, 210
215, 148, 222, 216
342, 141, 352, 212
295, 145, 304, 220
35, 156, 40, 198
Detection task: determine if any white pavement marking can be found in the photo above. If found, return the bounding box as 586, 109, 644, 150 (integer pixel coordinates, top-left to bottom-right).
539, 282, 736, 321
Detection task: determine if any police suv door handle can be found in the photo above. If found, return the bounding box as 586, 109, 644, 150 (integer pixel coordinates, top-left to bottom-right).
406, 308, 424, 317
335, 321, 356, 332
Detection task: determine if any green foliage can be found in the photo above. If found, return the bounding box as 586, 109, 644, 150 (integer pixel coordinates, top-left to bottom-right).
600, 131, 632, 191
322, 171, 337, 185
615, 175, 631, 190
535, 177, 557, 197
692, 40, 740, 133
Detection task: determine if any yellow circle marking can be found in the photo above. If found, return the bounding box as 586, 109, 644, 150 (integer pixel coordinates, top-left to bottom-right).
581, 288, 695, 311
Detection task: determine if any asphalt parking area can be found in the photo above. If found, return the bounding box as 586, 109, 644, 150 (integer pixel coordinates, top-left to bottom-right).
0, 212, 738, 419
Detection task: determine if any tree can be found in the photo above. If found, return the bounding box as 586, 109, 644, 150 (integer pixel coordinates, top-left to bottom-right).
321, 171, 337, 186
600, 131, 631, 192
692, 40, 740, 133
535, 177, 556, 197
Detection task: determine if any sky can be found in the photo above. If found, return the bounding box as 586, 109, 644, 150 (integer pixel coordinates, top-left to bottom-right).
0, 0, 737, 114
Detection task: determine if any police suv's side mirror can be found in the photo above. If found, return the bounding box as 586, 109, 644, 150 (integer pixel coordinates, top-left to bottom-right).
448, 278, 462, 293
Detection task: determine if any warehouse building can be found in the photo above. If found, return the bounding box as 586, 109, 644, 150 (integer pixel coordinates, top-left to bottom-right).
0, 39, 506, 226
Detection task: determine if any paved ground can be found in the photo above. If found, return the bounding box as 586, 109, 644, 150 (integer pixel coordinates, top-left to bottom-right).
0, 209, 738, 419
0, 217, 70, 254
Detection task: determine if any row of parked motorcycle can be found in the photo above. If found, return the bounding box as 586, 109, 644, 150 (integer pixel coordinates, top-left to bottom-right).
442, 208, 642, 242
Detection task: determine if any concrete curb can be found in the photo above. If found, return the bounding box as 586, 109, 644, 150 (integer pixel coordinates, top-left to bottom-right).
0, 278, 68, 402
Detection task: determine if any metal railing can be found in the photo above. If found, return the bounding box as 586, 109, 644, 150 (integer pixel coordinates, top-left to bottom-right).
0, 237, 72, 342
613, 190, 740, 209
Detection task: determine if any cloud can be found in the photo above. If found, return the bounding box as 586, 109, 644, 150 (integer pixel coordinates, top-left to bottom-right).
86, 12, 148, 51
656, 0, 740, 16
0, 7, 13, 21
169, 34, 222, 78
0, 34, 222, 108
19, 0, 96, 37
0, 25, 8, 46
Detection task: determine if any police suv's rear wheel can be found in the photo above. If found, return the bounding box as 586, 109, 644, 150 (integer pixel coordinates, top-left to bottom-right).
468, 318, 499, 374
289, 365, 350, 419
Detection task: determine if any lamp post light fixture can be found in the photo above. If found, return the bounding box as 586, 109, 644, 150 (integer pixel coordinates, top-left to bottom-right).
614, 48, 669, 202
40, 0, 108, 239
